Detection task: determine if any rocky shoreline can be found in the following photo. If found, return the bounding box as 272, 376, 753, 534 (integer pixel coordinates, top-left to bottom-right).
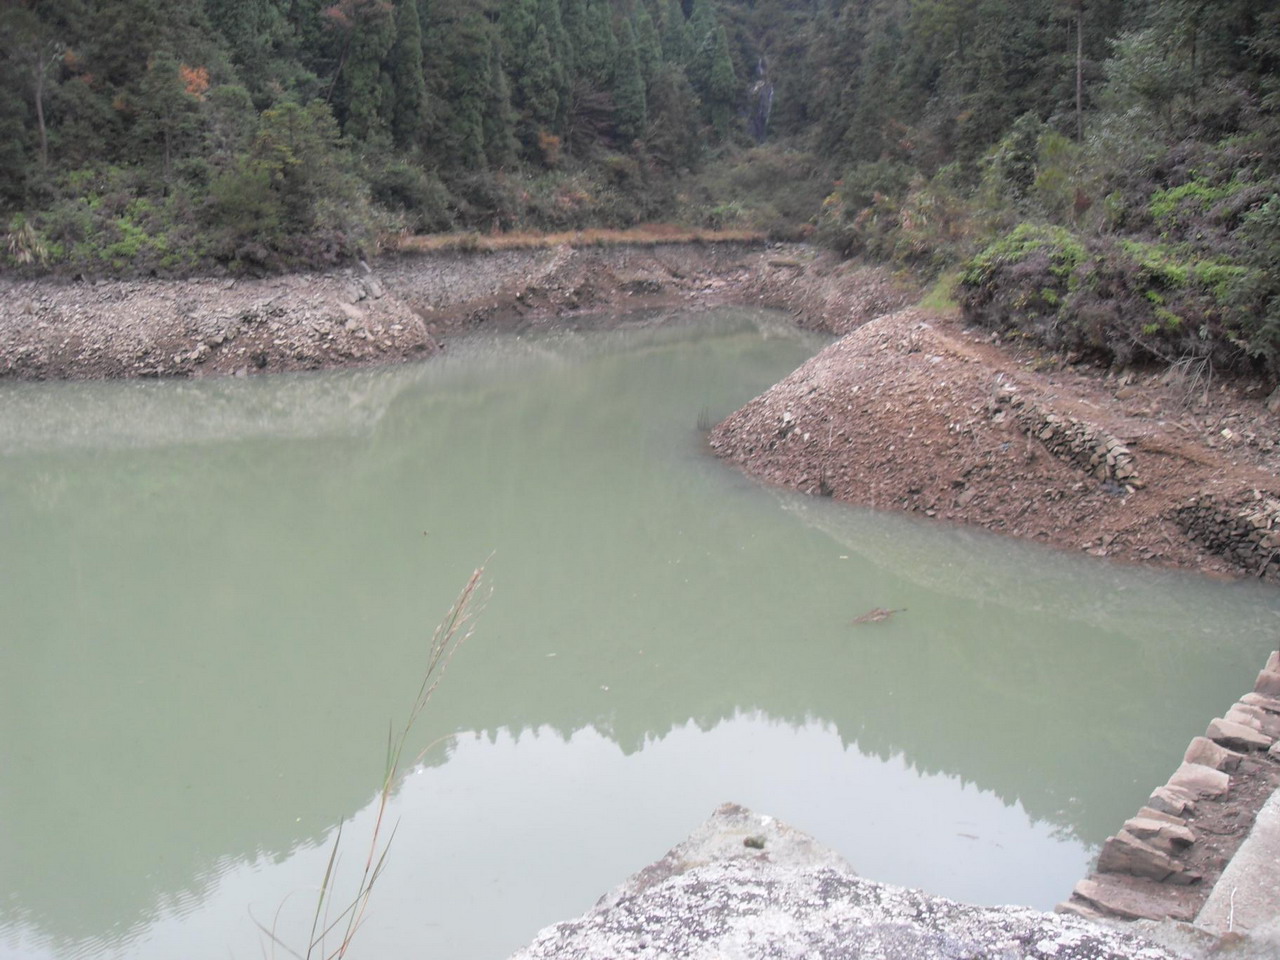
0, 241, 910, 382
6, 240, 1280, 585
1060, 652, 1280, 927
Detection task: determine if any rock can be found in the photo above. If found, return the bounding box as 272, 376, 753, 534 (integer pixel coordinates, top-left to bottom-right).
1206, 717, 1273, 752
1229, 703, 1280, 739
1240, 692, 1280, 715
1096, 830, 1197, 882
1258, 669, 1280, 698
1065, 876, 1199, 923
1135, 806, 1188, 825
1124, 816, 1197, 851
1168, 761, 1230, 798
1271, 741, 1280, 759
512, 804, 1188, 960
1184, 736, 1242, 772
1147, 786, 1197, 817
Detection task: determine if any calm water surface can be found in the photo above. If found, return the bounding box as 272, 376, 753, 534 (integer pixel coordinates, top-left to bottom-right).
2, 308, 1277, 960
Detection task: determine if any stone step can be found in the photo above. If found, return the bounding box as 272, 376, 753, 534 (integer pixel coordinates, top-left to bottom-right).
1065, 875, 1200, 922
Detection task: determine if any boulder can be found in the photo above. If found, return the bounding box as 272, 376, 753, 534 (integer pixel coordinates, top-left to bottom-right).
1206, 717, 1273, 752
1148, 785, 1197, 817
1064, 876, 1198, 923
1136, 806, 1188, 825
1123, 816, 1197, 851
1228, 703, 1280, 739
1240, 692, 1280, 715
1167, 761, 1231, 799
512, 804, 1190, 960
1256, 669, 1280, 698
1096, 830, 1199, 883
1183, 736, 1242, 772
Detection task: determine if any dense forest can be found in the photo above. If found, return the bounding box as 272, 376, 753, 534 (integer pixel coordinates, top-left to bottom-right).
1, 0, 1278, 373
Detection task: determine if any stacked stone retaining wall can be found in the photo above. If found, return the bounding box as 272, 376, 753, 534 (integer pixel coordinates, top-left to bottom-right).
995, 388, 1141, 487
1176, 494, 1280, 580
1059, 651, 1280, 925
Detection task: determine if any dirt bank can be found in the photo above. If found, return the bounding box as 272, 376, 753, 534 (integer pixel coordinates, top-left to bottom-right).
709, 303, 1280, 581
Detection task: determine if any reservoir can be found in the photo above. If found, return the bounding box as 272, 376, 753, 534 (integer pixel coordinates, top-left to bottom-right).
1, 307, 1276, 960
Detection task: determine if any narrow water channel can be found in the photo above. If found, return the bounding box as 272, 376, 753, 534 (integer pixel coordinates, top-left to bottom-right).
1, 308, 1277, 960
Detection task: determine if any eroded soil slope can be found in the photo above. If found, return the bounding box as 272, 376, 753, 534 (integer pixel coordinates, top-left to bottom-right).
711, 305, 1280, 578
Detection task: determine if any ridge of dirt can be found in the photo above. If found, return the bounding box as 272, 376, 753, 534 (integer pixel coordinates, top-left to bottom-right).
709, 305, 1280, 577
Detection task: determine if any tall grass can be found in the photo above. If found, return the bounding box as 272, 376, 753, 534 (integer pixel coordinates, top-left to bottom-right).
259, 565, 487, 960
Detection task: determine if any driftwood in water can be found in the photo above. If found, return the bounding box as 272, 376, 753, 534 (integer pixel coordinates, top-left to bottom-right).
851, 607, 905, 625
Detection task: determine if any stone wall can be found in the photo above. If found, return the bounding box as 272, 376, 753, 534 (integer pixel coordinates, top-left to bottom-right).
1176, 494, 1280, 580
1059, 652, 1280, 926
996, 388, 1141, 487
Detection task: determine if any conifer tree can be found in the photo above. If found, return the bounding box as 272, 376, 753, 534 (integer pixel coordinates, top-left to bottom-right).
517, 25, 560, 152
613, 19, 647, 141
706, 23, 736, 138
659, 0, 691, 64
577, 0, 617, 88
685, 0, 724, 97
483, 29, 518, 166
389, 0, 428, 148
635, 4, 661, 86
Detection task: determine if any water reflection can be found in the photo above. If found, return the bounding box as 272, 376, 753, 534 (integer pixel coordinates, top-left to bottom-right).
1, 310, 1276, 960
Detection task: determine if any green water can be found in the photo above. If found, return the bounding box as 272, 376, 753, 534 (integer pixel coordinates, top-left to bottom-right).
1, 308, 1276, 960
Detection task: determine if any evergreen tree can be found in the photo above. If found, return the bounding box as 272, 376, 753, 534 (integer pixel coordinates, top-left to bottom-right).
686, 0, 720, 94
613, 19, 647, 141
426, 1, 496, 169
134, 50, 205, 181
205, 0, 288, 93
322, 0, 398, 141
645, 61, 700, 169
483, 28, 519, 166
635, 4, 661, 86
389, 0, 428, 147
659, 0, 691, 64
705, 23, 736, 138
519, 25, 560, 146
577, 0, 617, 88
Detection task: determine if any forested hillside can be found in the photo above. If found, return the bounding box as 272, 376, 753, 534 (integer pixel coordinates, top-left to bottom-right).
2, 0, 1279, 374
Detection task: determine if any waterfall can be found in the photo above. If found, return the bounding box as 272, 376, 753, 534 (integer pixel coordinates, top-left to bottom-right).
748, 56, 774, 144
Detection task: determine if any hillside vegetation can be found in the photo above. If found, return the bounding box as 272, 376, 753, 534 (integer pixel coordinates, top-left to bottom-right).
2, 1, 1278, 375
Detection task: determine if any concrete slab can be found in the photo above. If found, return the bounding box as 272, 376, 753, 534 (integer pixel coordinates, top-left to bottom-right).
1196, 787, 1280, 936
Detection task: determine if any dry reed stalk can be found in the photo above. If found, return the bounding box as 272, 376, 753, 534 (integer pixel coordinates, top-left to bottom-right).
258, 564, 488, 960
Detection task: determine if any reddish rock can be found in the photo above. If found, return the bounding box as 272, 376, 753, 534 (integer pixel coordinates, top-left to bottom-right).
1183, 735, 1242, 772
1124, 816, 1196, 852
1206, 717, 1273, 752
1096, 830, 1198, 883
1147, 785, 1197, 817
1256, 669, 1280, 698
1065, 876, 1199, 923
1168, 761, 1231, 798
